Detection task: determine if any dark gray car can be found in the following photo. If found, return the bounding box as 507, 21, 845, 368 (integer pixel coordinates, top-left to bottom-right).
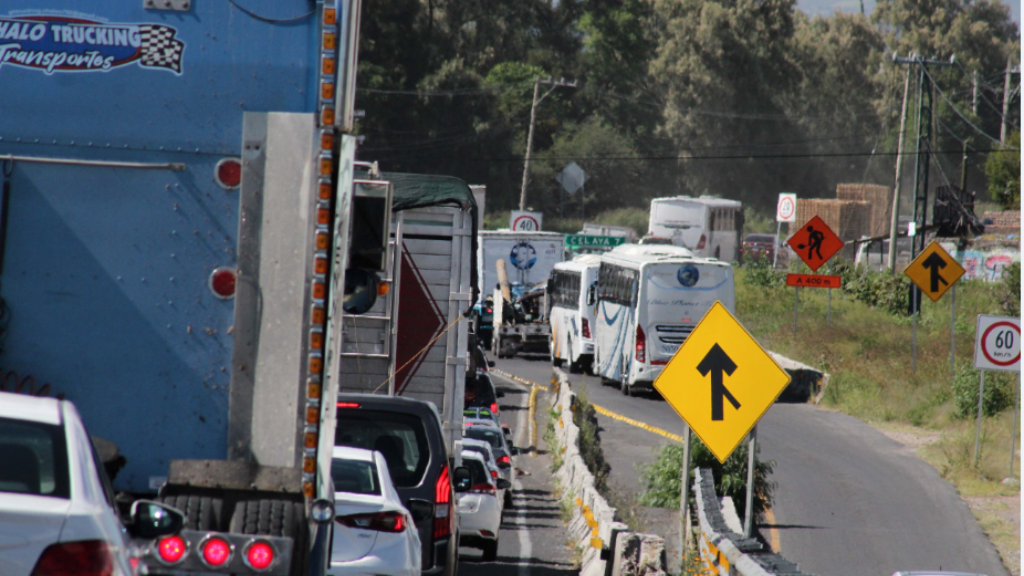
335, 394, 458, 576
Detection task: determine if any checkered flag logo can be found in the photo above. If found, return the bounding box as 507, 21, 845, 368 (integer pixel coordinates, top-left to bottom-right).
139, 25, 184, 73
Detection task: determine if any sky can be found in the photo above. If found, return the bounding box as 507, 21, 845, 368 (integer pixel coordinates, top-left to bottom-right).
797, 0, 1021, 27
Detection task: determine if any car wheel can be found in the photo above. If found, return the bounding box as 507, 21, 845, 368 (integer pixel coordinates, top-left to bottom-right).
504, 489, 513, 509
620, 379, 630, 397
481, 539, 498, 562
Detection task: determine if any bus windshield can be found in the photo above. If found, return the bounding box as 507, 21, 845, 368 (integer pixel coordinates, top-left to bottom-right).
642, 263, 732, 323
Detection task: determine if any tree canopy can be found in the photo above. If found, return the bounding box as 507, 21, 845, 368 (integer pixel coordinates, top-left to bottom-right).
354, 0, 1020, 220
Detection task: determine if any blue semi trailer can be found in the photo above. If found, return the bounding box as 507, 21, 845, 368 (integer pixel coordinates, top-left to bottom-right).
0, 1, 369, 573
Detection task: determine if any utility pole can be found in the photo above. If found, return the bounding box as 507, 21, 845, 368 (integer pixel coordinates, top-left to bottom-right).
519, 77, 578, 211
888, 63, 912, 273
960, 72, 978, 192
1001, 58, 1019, 143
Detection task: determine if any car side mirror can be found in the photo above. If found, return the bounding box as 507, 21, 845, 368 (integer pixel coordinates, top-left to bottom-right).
488, 360, 495, 368
128, 500, 185, 539
496, 478, 512, 490
587, 284, 597, 306
406, 499, 434, 525
453, 466, 472, 493
510, 446, 521, 456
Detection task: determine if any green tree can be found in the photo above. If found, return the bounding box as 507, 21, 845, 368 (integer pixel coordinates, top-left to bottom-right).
984, 130, 1021, 209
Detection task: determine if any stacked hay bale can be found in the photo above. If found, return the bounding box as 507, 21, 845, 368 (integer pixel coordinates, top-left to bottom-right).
836, 184, 892, 237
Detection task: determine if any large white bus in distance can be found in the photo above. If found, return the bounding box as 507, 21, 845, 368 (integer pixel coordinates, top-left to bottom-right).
548, 254, 601, 373
647, 196, 743, 261
594, 244, 735, 395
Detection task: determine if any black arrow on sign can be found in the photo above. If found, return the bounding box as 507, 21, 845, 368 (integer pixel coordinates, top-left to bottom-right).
696, 343, 741, 421
921, 252, 949, 293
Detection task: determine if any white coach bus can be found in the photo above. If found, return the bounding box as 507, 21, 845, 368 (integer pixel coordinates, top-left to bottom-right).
647, 196, 743, 262
593, 244, 735, 395
548, 254, 601, 373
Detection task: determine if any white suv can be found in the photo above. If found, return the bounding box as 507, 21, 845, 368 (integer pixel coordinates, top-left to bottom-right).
0, 391, 183, 576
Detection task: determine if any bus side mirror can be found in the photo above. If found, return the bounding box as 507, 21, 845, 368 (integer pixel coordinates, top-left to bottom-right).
587, 284, 596, 306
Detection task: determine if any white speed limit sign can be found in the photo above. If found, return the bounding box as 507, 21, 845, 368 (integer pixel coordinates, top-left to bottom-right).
974, 314, 1021, 372
776, 193, 797, 223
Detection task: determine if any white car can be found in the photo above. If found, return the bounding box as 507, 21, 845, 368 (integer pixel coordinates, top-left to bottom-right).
460, 438, 505, 509
457, 451, 504, 562
0, 391, 183, 576
328, 446, 421, 576
463, 422, 515, 485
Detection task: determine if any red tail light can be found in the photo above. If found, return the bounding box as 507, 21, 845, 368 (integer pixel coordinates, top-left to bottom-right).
336, 402, 361, 408
636, 325, 646, 363
490, 470, 499, 479
31, 540, 114, 576
497, 454, 510, 465
581, 318, 591, 339
337, 511, 406, 532
434, 464, 452, 539
696, 234, 706, 250
471, 482, 496, 494
245, 541, 275, 571
156, 535, 187, 565
201, 537, 232, 567
490, 402, 499, 414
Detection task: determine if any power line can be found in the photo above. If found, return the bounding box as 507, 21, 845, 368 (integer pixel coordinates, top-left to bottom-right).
922, 66, 1017, 148
464, 149, 1008, 162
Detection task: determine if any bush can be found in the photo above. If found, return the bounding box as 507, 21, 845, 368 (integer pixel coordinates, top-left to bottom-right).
829, 261, 911, 316
572, 392, 610, 492
952, 362, 1015, 419
743, 255, 784, 288
998, 262, 1020, 317
638, 436, 775, 523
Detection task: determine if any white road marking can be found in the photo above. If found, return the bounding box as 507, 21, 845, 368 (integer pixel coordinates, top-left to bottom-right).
496, 372, 533, 573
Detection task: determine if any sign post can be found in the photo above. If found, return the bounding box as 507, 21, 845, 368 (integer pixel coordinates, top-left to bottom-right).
654, 302, 791, 539
775, 193, 797, 268
905, 240, 965, 372
786, 216, 844, 331
972, 315, 1021, 469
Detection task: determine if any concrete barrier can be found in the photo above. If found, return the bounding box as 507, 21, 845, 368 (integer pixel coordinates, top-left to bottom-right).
550, 368, 664, 576
692, 467, 815, 575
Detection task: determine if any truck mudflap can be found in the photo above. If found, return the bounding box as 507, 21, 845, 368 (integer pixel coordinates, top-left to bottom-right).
137, 529, 294, 575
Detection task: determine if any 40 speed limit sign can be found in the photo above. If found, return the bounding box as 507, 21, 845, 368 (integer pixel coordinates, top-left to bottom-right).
974, 315, 1021, 372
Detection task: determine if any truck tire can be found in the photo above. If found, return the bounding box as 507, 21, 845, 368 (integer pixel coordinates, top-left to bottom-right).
159, 495, 224, 531
235, 499, 301, 537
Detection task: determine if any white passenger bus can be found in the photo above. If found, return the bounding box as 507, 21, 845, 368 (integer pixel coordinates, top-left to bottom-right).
647, 196, 743, 262
547, 255, 601, 373
593, 244, 735, 395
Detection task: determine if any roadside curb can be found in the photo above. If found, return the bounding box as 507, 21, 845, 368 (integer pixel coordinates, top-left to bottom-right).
550, 368, 666, 576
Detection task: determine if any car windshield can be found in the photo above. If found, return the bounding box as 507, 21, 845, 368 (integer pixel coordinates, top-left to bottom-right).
464, 445, 490, 463
335, 409, 430, 488
464, 426, 504, 451
0, 417, 70, 498
331, 458, 381, 495
463, 457, 489, 486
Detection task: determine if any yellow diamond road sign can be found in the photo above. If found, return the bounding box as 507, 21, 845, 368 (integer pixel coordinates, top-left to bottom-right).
903, 240, 965, 302
654, 301, 791, 463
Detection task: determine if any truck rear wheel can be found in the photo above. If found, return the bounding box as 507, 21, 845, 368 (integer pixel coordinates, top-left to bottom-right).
159, 495, 224, 531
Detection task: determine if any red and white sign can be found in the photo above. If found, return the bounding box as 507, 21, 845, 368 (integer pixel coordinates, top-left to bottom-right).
510, 211, 542, 232
974, 315, 1020, 372
786, 274, 841, 288
776, 193, 797, 223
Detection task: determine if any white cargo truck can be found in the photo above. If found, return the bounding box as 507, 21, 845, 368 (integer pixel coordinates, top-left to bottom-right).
478, 231, 565, 358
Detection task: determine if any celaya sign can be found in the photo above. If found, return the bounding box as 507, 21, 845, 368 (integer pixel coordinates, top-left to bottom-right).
510, 211, 542, 232
776, 193, 797, 223
974, 315, 1021, 372
565, 235, 625, 250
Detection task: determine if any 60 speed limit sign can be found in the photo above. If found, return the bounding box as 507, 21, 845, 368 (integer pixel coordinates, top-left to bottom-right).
974, 314, 1021, 372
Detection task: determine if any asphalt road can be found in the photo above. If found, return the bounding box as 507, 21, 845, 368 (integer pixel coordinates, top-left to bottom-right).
458, 371, 575, 576
491, 354, 1009, 576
